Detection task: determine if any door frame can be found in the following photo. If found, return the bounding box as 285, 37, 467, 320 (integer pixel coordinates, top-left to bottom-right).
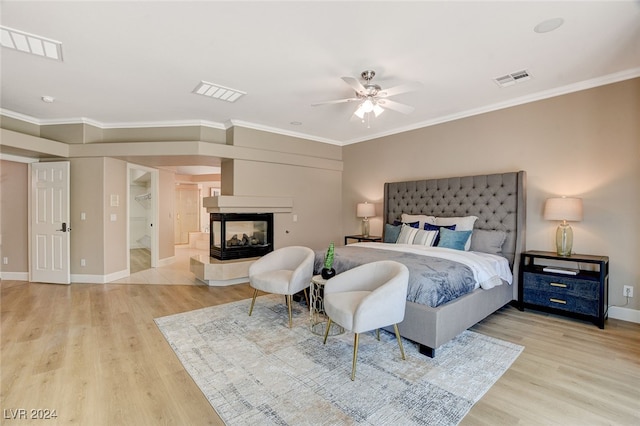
126, 163, 159, 271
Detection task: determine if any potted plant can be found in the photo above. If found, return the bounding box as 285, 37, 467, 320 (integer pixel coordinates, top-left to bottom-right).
321, 242, 336, 279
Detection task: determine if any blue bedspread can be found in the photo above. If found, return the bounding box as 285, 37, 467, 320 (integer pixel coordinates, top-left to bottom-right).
314, 246, 476, 308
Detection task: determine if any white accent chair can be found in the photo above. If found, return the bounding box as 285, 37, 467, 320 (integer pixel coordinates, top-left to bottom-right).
248, 246, 314, 328
323, 260, 409, 380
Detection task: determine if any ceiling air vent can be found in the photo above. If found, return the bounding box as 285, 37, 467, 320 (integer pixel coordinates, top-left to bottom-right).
493, 70, 531, 88
0, 25, 63, 61
192, 81, 246, 102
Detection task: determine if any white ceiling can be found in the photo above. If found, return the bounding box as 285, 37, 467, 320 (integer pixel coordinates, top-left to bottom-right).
1, 1, 639, 147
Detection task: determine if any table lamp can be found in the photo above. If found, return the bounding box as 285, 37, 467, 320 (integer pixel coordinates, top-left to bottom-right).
543, 197, 583, 256
356, 202, 375, 237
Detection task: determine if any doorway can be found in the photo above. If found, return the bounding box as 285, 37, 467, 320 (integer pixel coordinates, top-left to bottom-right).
127, 164, 159, 274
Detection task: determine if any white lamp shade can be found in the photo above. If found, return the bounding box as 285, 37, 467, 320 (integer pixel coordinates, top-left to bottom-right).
356, 202, 375, 218
544, 197, 583, 222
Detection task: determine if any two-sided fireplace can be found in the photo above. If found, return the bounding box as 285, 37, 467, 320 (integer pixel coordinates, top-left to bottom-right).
209, 212, 274, 260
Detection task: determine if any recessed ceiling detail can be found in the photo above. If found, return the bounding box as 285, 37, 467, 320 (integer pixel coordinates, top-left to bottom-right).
0, 25, 63, 61
493, 70, 532, 88
192, 81, 246, 103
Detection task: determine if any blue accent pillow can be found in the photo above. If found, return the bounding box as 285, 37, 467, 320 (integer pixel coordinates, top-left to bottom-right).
384, 224, 402, 243
424, 223, 456, 245
437, 227, 472, 251
393, 220, 419, 228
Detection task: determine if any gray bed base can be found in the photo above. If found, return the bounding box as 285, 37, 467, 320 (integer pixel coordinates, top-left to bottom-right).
382, 171, 526, 357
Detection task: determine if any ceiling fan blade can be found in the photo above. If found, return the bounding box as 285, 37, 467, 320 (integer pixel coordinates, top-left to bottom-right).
377, 81, 422, 98
311, 97, 359, 106
341, 76, 366, 94
377, 99, 415, 114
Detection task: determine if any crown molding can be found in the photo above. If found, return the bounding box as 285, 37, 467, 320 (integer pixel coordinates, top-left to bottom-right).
0, 109, 42, 125
342, 67, 640, 145
0, 153, 40, 163
0, 109, 227, 130
98, 119, 226, 130
228, 120, 342, 146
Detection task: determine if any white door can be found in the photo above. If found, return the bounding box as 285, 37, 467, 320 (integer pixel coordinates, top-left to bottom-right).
31, 161, 71, 284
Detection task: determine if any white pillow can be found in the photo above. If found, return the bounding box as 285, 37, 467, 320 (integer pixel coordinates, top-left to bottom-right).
396, 224, 438, 246
434, 215, 478, 231
401, 214, 436, 229
434, 216, 478, 250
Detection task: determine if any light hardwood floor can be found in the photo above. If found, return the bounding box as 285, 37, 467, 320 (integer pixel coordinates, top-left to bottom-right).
129, 248, 151, 274
1, 279, 639, 425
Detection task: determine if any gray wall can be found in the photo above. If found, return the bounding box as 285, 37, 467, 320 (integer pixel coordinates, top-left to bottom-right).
70, 157, 105, 274
228, 159, 342, 250
0, 160, 28, 274
227, 128, 343, 251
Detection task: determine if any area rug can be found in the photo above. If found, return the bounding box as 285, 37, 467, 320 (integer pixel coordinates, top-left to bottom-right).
155, 295, 523, 425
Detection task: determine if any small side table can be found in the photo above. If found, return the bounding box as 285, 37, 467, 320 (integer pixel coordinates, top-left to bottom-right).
344, 234, 382, 245
309, 275, 345, 336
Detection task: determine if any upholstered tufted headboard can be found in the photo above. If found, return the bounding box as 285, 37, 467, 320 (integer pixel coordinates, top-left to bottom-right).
383, 171, 526, 268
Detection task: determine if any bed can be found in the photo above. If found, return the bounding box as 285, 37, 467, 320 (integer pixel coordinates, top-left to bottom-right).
316, 171, 526, 357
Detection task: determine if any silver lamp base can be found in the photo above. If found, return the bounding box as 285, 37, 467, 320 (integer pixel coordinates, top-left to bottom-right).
556, 222, 573, 256
361, 218, 370, 237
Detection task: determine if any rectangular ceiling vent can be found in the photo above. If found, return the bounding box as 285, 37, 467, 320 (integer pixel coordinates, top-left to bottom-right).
192, 81, 246, 103
0, 25, 63, 61
493, 70, 531, 88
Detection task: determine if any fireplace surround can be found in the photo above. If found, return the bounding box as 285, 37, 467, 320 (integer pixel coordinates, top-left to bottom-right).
209, 212, 274, 260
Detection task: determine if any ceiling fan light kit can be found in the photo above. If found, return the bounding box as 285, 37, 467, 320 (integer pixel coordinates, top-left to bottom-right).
354, 99, 384, 120
313, 69, 420, 125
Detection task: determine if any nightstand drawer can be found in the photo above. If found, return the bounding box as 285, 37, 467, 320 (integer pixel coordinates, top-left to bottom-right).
523, 272, 599, 299
522, 288, 599, 316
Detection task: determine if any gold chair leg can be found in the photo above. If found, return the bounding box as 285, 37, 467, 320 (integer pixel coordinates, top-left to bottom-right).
287, 294, 293, 328
303, 288, 309, 308
351, 333, 360, 381
376, 328, 380, 341
248, 289, 258, 316
323, 318, 332, 344
394, 324, 406, 360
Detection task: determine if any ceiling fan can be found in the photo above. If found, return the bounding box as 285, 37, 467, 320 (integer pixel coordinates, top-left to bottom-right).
312, 70, 421, 120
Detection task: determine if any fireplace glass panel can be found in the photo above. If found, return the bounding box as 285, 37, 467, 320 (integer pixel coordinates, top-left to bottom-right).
210, 213, 273, 260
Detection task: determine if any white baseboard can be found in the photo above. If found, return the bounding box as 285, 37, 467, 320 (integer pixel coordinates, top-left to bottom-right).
609, 306, 640, 324
157, 256, 175, 267
0, 271, 29, 281
71, 274, 105, 284
71, 269, 128, 284
105, 269, 129, 283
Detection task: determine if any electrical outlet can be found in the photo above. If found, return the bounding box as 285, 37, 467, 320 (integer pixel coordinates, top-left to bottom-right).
81, 259, 86, 267
623, 285, 634, 298
2, 257, 7, 265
